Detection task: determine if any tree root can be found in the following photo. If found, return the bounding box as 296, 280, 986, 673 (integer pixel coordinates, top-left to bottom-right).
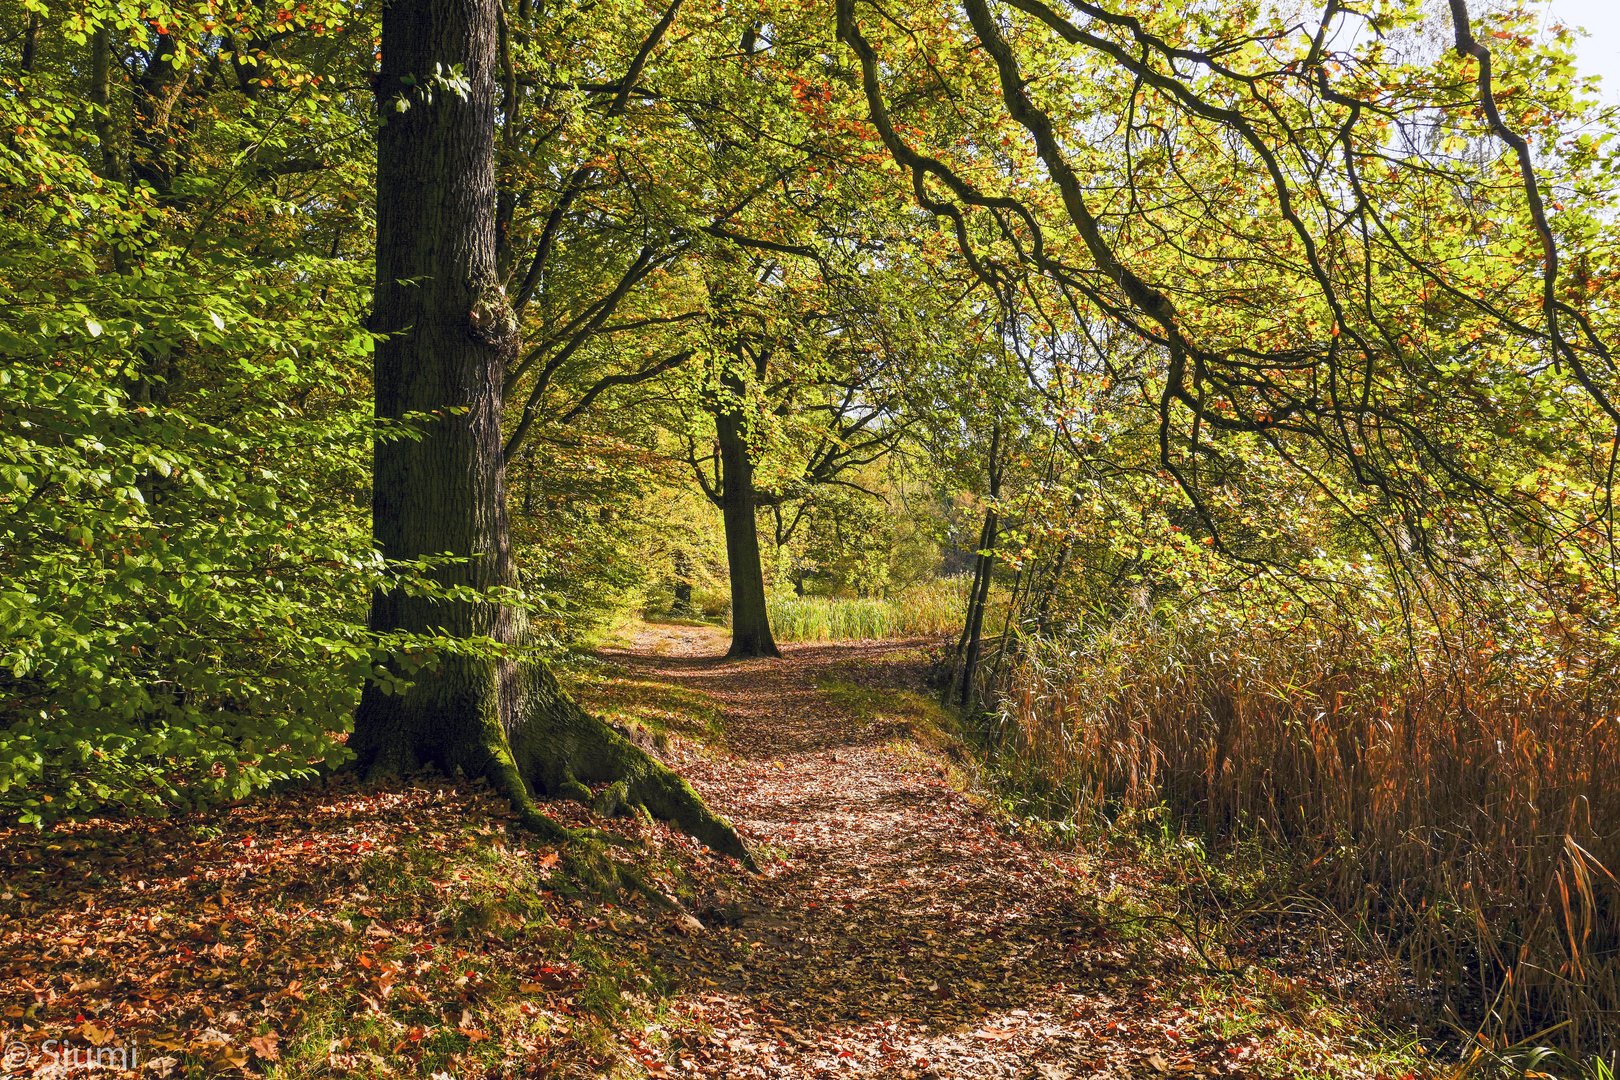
506, 660, 754, 867
494, 778, 688, 907
354, 651, 754, 882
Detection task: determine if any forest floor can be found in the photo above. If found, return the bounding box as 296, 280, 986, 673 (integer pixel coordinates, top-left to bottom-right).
0, 622, 1438, 1080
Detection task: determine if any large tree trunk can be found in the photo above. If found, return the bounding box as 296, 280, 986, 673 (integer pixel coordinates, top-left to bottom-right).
349, 0, 514, 786
351, 0, 744, 861
715, 402, 779, 659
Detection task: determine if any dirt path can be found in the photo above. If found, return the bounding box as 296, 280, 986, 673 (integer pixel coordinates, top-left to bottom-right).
0, 624, 1407, 1080
597, 624, 1208, 1080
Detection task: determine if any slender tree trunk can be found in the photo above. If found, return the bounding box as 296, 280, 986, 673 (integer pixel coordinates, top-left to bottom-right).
671, 550, 694, 615
983, 561, 1026, 694
90, 30, 117, 184
715, 402, 779, 658
957, 505, 997, 707
1033, 538, 1071, 635
21, 14, 40, 74
957, 421, 1002, 708
351, 0, 744, 859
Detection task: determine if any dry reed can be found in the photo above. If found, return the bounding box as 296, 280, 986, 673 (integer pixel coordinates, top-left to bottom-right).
988, 607, 1620, 1060
768, 578, 968, 642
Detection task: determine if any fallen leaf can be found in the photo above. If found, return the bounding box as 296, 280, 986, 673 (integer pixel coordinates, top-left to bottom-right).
248, 1031, 280, 1061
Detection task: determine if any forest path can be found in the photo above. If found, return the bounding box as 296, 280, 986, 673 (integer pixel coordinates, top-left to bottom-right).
595, 623, 1192, 1080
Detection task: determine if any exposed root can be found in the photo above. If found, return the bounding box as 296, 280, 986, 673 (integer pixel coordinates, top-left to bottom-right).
508, 661, 754, 867
354, 652, 752, 869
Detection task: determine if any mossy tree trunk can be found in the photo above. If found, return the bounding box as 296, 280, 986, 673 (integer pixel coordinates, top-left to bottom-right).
351, 0, 744, 861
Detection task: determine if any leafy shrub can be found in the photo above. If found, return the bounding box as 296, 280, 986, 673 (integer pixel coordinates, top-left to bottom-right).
0, 338, 376, 824
0, 85, 377, 823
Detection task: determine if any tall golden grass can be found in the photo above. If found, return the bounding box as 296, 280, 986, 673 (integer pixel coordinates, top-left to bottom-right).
988, 607, 1620, 1060
767, 578, 968, 642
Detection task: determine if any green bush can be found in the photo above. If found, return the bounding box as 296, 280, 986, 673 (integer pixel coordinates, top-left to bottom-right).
0, 85, 378, 823
0, 345, 377, 824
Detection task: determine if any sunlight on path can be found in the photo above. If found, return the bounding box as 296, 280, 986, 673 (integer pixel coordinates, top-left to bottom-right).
597, 625, 1274, 1080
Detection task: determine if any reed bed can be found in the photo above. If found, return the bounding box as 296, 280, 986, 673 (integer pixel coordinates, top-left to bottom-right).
988, 609, 1620, 1061
768, 579, 967, 642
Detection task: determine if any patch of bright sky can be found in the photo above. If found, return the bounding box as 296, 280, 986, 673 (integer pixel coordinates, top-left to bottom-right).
1270, 0, 1617, 106
1539, 0, 1620, 102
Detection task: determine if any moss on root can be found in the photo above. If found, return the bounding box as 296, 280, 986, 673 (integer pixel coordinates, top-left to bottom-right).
356, 654, 750, 869
508, 660, 751, 865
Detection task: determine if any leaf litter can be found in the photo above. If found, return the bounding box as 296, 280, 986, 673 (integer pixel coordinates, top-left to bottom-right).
1, 622, 1435, 1079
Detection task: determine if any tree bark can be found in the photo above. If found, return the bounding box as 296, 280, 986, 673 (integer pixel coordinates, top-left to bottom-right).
671, 550, 694, 615
715, 400, 780, 658
957, 421, 1002, 709
351, 0, 515, 785
352, 0, 744, 861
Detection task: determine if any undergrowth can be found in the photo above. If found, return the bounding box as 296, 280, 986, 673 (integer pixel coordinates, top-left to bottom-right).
976, 603, 1620, 1076
815, 672, 1441, 1080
